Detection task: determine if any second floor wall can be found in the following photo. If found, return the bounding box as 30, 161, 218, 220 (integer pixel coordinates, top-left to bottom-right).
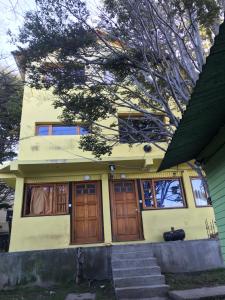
18, 86, 167, 162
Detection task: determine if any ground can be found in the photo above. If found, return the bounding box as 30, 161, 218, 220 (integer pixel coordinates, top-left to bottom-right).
1, 269, 225, 299
165, 268, 225, 290
0, 280, 115, 300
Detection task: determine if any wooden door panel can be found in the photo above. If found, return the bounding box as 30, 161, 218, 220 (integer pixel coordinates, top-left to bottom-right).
72, 181, 103, 244
110, 180, 143, 242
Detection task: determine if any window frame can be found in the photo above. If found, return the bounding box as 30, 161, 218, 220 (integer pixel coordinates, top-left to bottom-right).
35, 123, 89, 136
118, 113, 166, 144
190, 176, 211, 208
22, 182, 69, 217
140, 177, 187, 210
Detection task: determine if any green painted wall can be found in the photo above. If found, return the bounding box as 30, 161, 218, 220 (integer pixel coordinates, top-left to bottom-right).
205, 142, 225, 261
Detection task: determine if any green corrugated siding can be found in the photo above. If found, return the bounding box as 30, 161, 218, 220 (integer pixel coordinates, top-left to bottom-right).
206, 144, 225, 261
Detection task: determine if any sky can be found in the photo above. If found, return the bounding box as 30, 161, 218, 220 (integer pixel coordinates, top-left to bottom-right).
0, 0, 101, 72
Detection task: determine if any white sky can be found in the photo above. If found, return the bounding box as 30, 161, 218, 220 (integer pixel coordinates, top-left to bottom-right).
0, 0, 101, 72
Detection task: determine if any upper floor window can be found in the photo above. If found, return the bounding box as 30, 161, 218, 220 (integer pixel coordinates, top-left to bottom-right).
23, 183, 69, 216
44, 63, 86, 85
118, 115, 165, 143
36, 124, 89, 136
191, 177, 211, 207
141, 178, 186, 209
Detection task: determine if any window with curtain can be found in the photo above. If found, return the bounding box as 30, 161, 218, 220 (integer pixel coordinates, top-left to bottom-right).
141, 178, 186, 209
23, 183, 69, 216
191, 177, 211, 207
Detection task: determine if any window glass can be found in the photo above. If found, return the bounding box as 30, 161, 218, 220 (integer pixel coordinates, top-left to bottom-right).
80, 127, 89, 135
154, 179, 185, 208
191, 178, 209, 206
37, 125, 49, 136
52, 125, 77, 135
142, 181, 155, 207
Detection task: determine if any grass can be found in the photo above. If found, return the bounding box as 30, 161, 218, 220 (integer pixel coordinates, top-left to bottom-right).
165, 268, 225, 291
0, 280, 116, 300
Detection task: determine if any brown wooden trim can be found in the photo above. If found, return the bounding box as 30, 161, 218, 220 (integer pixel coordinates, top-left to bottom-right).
134, 180, 144, 240
140, 177, 187, 210
190, 176, 211, 208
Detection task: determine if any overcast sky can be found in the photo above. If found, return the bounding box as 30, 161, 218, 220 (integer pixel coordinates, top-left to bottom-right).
0, 0, 101, 72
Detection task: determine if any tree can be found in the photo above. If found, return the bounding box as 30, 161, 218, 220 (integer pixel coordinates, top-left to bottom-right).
0, 68, 23, 207
14, 0, 223, 158
0, 69, 23, 163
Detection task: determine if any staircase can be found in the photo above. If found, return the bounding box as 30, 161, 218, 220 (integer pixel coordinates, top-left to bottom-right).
111, 244, 169, 299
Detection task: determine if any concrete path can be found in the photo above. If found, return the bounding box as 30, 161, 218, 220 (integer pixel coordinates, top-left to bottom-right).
65, 293, 95, 300
169, 285, 225, 299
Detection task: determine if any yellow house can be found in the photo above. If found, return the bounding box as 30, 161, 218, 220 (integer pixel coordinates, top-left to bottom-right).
0, 63, 216, 253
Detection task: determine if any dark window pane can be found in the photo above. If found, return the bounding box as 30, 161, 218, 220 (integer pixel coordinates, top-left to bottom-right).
72, 68, 86, 84
118, 116, 165, 143
80, 127, 89, 135
115, 183, 122, 193
88, 188, 96, 194
37, 125, 49, 136
124, 182, 133, 192
142, 181, 154, 207
154, 179, 185, 208
52, 125, 77, 135
191, 178, 209, 206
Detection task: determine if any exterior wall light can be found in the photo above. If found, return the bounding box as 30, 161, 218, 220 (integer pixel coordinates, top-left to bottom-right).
84, 175, 91, 181
109, 163, 116, 179
143, 144, 152, 153
121, 174, 126, 179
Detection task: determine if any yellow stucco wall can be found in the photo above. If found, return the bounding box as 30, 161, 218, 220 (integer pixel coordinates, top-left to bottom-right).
7, 86, 215, 252
9, 170, 215, 252
18, 87, 166, 162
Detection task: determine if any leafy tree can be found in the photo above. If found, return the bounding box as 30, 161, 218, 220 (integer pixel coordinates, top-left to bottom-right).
0, 69, 23, 162
0, 69, 23, 208
14, 0, 223, 158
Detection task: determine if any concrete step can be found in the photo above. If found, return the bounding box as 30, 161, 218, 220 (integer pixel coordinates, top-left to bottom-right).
113, 266, 161, 278
113, 251, 152, 260
115, 284, 169, 299
112, 244, 153, 254
114, 274, 165, 288
112, 257, 157, 268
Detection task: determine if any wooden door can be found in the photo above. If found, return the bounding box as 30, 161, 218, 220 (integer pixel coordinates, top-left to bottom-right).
72, 181, 103, 244
110, 180, 143, 242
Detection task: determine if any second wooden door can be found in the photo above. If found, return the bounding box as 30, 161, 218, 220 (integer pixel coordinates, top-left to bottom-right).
110, 180, 143, 242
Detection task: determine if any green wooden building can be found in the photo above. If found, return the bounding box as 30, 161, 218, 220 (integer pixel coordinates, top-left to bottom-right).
159, 20, 225, 261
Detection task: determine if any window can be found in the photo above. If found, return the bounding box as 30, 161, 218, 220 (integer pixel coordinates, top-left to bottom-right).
118, 115, 165, 143
23, 183, 69, 216
191, 177, 211, 207
43, 63, 86, 85
141, 178, 186, 209
36, 124, 89, 136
